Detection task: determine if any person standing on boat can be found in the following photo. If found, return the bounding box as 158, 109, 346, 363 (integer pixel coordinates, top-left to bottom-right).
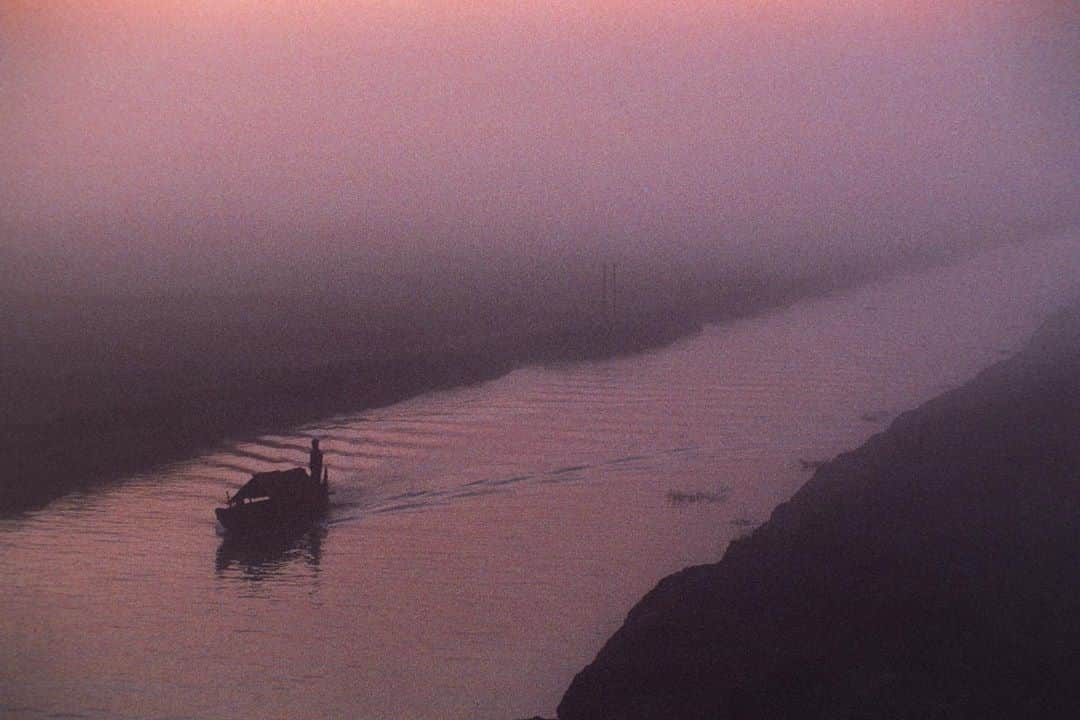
309, 437, 324, 483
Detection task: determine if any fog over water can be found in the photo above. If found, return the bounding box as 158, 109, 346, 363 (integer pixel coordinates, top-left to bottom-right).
2, 0, 1079, 513
2, 1, 1077, 293
2, 237, 1077, 720
2, 4, 1080, 716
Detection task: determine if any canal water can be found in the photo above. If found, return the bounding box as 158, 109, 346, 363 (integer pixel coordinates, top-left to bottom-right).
2, 235, 1077, 719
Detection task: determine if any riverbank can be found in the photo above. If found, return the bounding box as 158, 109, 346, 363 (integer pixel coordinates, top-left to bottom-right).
0, 314, 651, 512
556, 298, 1080, 718
2, 260, 896, 513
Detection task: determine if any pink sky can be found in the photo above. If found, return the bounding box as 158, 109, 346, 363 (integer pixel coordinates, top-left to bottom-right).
2, 1, 1077, 283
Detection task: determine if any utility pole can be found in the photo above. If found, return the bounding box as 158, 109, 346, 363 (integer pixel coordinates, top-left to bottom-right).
601, 262, 608, 318
611, 262, 617, 319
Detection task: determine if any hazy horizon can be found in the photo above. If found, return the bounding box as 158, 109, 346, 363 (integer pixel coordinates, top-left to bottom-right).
3, 1, 1077, 294
3, 6, 1080, 716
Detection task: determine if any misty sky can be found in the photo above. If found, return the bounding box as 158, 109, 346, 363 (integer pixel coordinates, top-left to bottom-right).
2, 1, 1077, 289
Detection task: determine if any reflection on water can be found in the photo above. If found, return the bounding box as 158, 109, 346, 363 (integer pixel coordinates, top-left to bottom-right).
1, 237, 1078, 720
215, 524, 326, 580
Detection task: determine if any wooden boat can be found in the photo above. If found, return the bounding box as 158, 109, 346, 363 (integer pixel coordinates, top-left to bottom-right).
215, 467, 329, 535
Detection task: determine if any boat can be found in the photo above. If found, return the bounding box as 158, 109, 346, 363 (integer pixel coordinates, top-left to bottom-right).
215, 467, 329, 535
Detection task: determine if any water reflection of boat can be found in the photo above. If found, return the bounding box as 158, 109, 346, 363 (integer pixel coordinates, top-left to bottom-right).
215, 467, 329, 535
215, 523, 325, 578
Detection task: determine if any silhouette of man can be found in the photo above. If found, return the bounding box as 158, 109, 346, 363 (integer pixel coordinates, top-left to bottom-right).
309, 438, 324, 482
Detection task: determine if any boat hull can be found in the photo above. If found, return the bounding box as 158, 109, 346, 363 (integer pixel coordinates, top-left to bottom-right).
215, 493, 328, 536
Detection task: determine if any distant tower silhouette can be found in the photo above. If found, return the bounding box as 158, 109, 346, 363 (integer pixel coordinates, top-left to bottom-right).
601, 262, 608, 317
599, 262, 619, 322
611, 262, 617, 319
600, 262, 618, 322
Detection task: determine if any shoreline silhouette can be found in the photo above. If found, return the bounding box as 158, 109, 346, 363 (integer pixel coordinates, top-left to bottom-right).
2, 259, 903, 513
556, 298, 1080, 718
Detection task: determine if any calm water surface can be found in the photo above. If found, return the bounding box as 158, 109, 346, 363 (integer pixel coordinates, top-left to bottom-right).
2, 237, 1078, 719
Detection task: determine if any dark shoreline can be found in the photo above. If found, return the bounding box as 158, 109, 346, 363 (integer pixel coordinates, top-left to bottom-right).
3, 262, 892, 513
0, 244, 1004, 517
555, 300, 1080, 718
0, 318, 655, 512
